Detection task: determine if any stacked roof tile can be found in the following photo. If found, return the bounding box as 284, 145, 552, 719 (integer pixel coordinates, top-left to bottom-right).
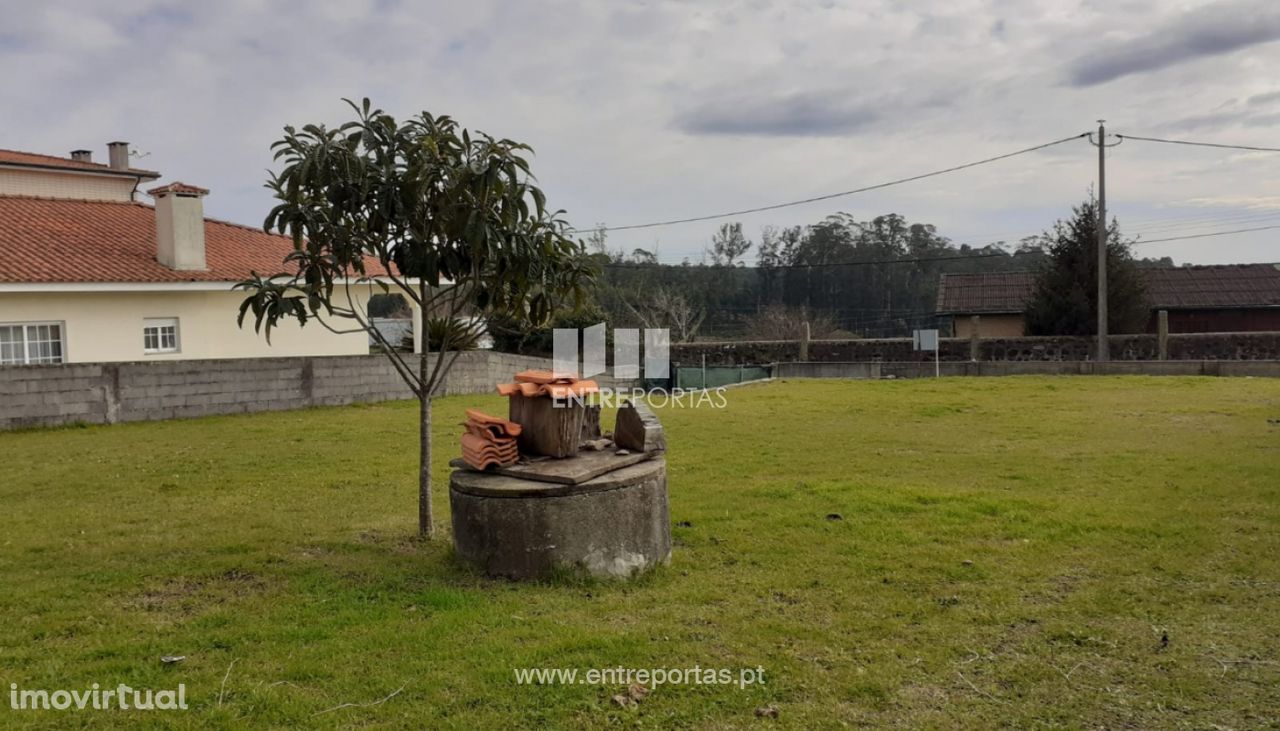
496, 369, 600, 399
460, 409, 522, 471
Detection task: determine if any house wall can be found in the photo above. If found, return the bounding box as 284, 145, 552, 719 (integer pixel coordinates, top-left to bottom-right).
1152, 308, 1280, 334
0, 168, 137, 201
952, 314, 1025, 338
0, 290, 370, 363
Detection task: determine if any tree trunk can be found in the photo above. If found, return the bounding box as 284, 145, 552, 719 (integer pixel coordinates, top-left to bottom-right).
419, 380, 434, 539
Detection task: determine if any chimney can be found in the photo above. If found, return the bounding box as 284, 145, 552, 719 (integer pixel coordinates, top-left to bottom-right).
148, 182, 209, 270
70, 149, 93, 163
107, 141, 130, 170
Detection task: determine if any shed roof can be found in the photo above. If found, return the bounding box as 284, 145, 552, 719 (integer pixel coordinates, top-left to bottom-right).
936, 264, 1280, 314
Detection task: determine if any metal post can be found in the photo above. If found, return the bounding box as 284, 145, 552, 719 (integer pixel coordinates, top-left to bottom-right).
701, 353, 707, 390
1096, 120, 1109, 362
969, 315, 980, 362
1157, 309, 1169, 361
935, 343, 940, 378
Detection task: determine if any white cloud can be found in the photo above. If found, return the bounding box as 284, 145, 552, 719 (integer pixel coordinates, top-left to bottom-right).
1, 0, 1278, 264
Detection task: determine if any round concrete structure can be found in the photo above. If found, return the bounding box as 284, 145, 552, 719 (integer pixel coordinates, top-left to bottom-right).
449, 457, 670, 580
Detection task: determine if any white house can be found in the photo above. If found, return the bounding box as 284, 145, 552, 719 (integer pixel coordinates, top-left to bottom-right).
0, 144, 380, 364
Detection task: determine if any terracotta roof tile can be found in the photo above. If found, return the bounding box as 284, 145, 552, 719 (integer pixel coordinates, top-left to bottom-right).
0, 195, 388, 283
0, 148, 160, 178
935, 271, 1036, 313
460, 409, 520, 470
1143, 264, 1280, 309
147, 181, 209, 196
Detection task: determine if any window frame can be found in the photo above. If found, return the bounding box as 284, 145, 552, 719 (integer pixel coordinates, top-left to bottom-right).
142, 317, 181, 355
0, 321, 67, 365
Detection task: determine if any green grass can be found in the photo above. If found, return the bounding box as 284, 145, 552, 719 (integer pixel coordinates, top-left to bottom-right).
2, 376, 1279, 728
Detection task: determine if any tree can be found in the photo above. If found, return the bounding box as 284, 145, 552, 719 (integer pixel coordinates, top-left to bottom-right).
236, 99, 595, 538
624, 286, 706, 342
740, 304, 847, 341
585, 224, 608, 255
628, 248, 658, 265
1024, 199, 1148, 336
709, 222, 752, 266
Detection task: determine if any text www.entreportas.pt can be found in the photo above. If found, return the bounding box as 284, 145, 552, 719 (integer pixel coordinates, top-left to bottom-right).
514, 666, 765, 690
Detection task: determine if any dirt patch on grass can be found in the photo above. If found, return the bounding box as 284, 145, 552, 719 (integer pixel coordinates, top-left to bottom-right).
126, 568, 271, 617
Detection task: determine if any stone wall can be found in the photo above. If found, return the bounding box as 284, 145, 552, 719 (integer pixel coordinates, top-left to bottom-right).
672, 331, 1280, 366
0, 350, 553, 431
777, 360, 1280, 379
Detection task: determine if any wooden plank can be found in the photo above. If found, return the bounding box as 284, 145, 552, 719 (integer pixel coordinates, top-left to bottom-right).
449, 448, 658, 485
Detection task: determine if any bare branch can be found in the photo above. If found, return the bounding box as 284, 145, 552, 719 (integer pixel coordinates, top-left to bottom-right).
339, 278, 422, 396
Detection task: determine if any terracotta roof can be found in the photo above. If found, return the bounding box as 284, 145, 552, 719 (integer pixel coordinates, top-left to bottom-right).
1143, 264, 1280, 309
0, 195, 387, 284
147, 181, 209, 196
935, 272, 1035, 314
0, 148, 160, 179
936, 264, 1280, 314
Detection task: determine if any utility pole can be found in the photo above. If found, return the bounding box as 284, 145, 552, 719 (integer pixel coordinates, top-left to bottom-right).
1090, 120, 1113, 362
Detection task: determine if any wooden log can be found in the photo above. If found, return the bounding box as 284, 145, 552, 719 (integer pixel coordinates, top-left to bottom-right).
581, 404, 602, 440
508, 394, 584, 458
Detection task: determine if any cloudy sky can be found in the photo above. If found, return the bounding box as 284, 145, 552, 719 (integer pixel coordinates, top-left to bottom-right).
3, 0, 1279, 265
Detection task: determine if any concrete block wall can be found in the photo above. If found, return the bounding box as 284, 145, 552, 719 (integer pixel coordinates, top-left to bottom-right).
0, 351, 555, 431
0, 363, 114, 429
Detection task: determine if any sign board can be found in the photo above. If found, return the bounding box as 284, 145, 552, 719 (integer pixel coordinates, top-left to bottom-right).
913, 329, 939, 351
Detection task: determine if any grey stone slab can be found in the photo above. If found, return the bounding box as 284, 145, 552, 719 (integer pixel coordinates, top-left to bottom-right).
614, 400, 666, 453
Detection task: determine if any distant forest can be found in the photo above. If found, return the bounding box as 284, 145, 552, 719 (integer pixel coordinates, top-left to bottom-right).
567, 212, 1172, 343
381, 211, 1178, 353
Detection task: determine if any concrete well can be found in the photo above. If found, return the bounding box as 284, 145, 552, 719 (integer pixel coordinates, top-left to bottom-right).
449, 457, 670, 580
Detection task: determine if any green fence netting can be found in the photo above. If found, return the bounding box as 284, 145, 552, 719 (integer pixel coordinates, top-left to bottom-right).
675, 365, 771, 390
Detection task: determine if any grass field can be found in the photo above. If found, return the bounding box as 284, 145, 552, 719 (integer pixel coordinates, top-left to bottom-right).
2, 376, 1279, 728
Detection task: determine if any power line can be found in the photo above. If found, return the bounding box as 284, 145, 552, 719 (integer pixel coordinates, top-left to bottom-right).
1133, 223, 1280, 245
603, 250, 1023, 271
941, 210, 1280, 250
571, 132, 1090, 234
1116, 134, 1280, 154
1126, 210, 1280, 233
1117, 207, 1280, 228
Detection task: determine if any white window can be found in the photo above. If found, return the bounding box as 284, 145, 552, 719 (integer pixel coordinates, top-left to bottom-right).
143, 318, 181, 354
0, 322, 66, 365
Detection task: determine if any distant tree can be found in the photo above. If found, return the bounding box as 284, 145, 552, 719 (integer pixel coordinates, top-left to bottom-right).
236, 99, 595, 538
624, 286, 706, 342
1024, 199, 1148, 336
628, 248, 658, 265
487, 299, 606, 355
740, 305, 848, 341
586, 224, 608, 255
709, 222, 752, 266
756, 226, 784, 305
